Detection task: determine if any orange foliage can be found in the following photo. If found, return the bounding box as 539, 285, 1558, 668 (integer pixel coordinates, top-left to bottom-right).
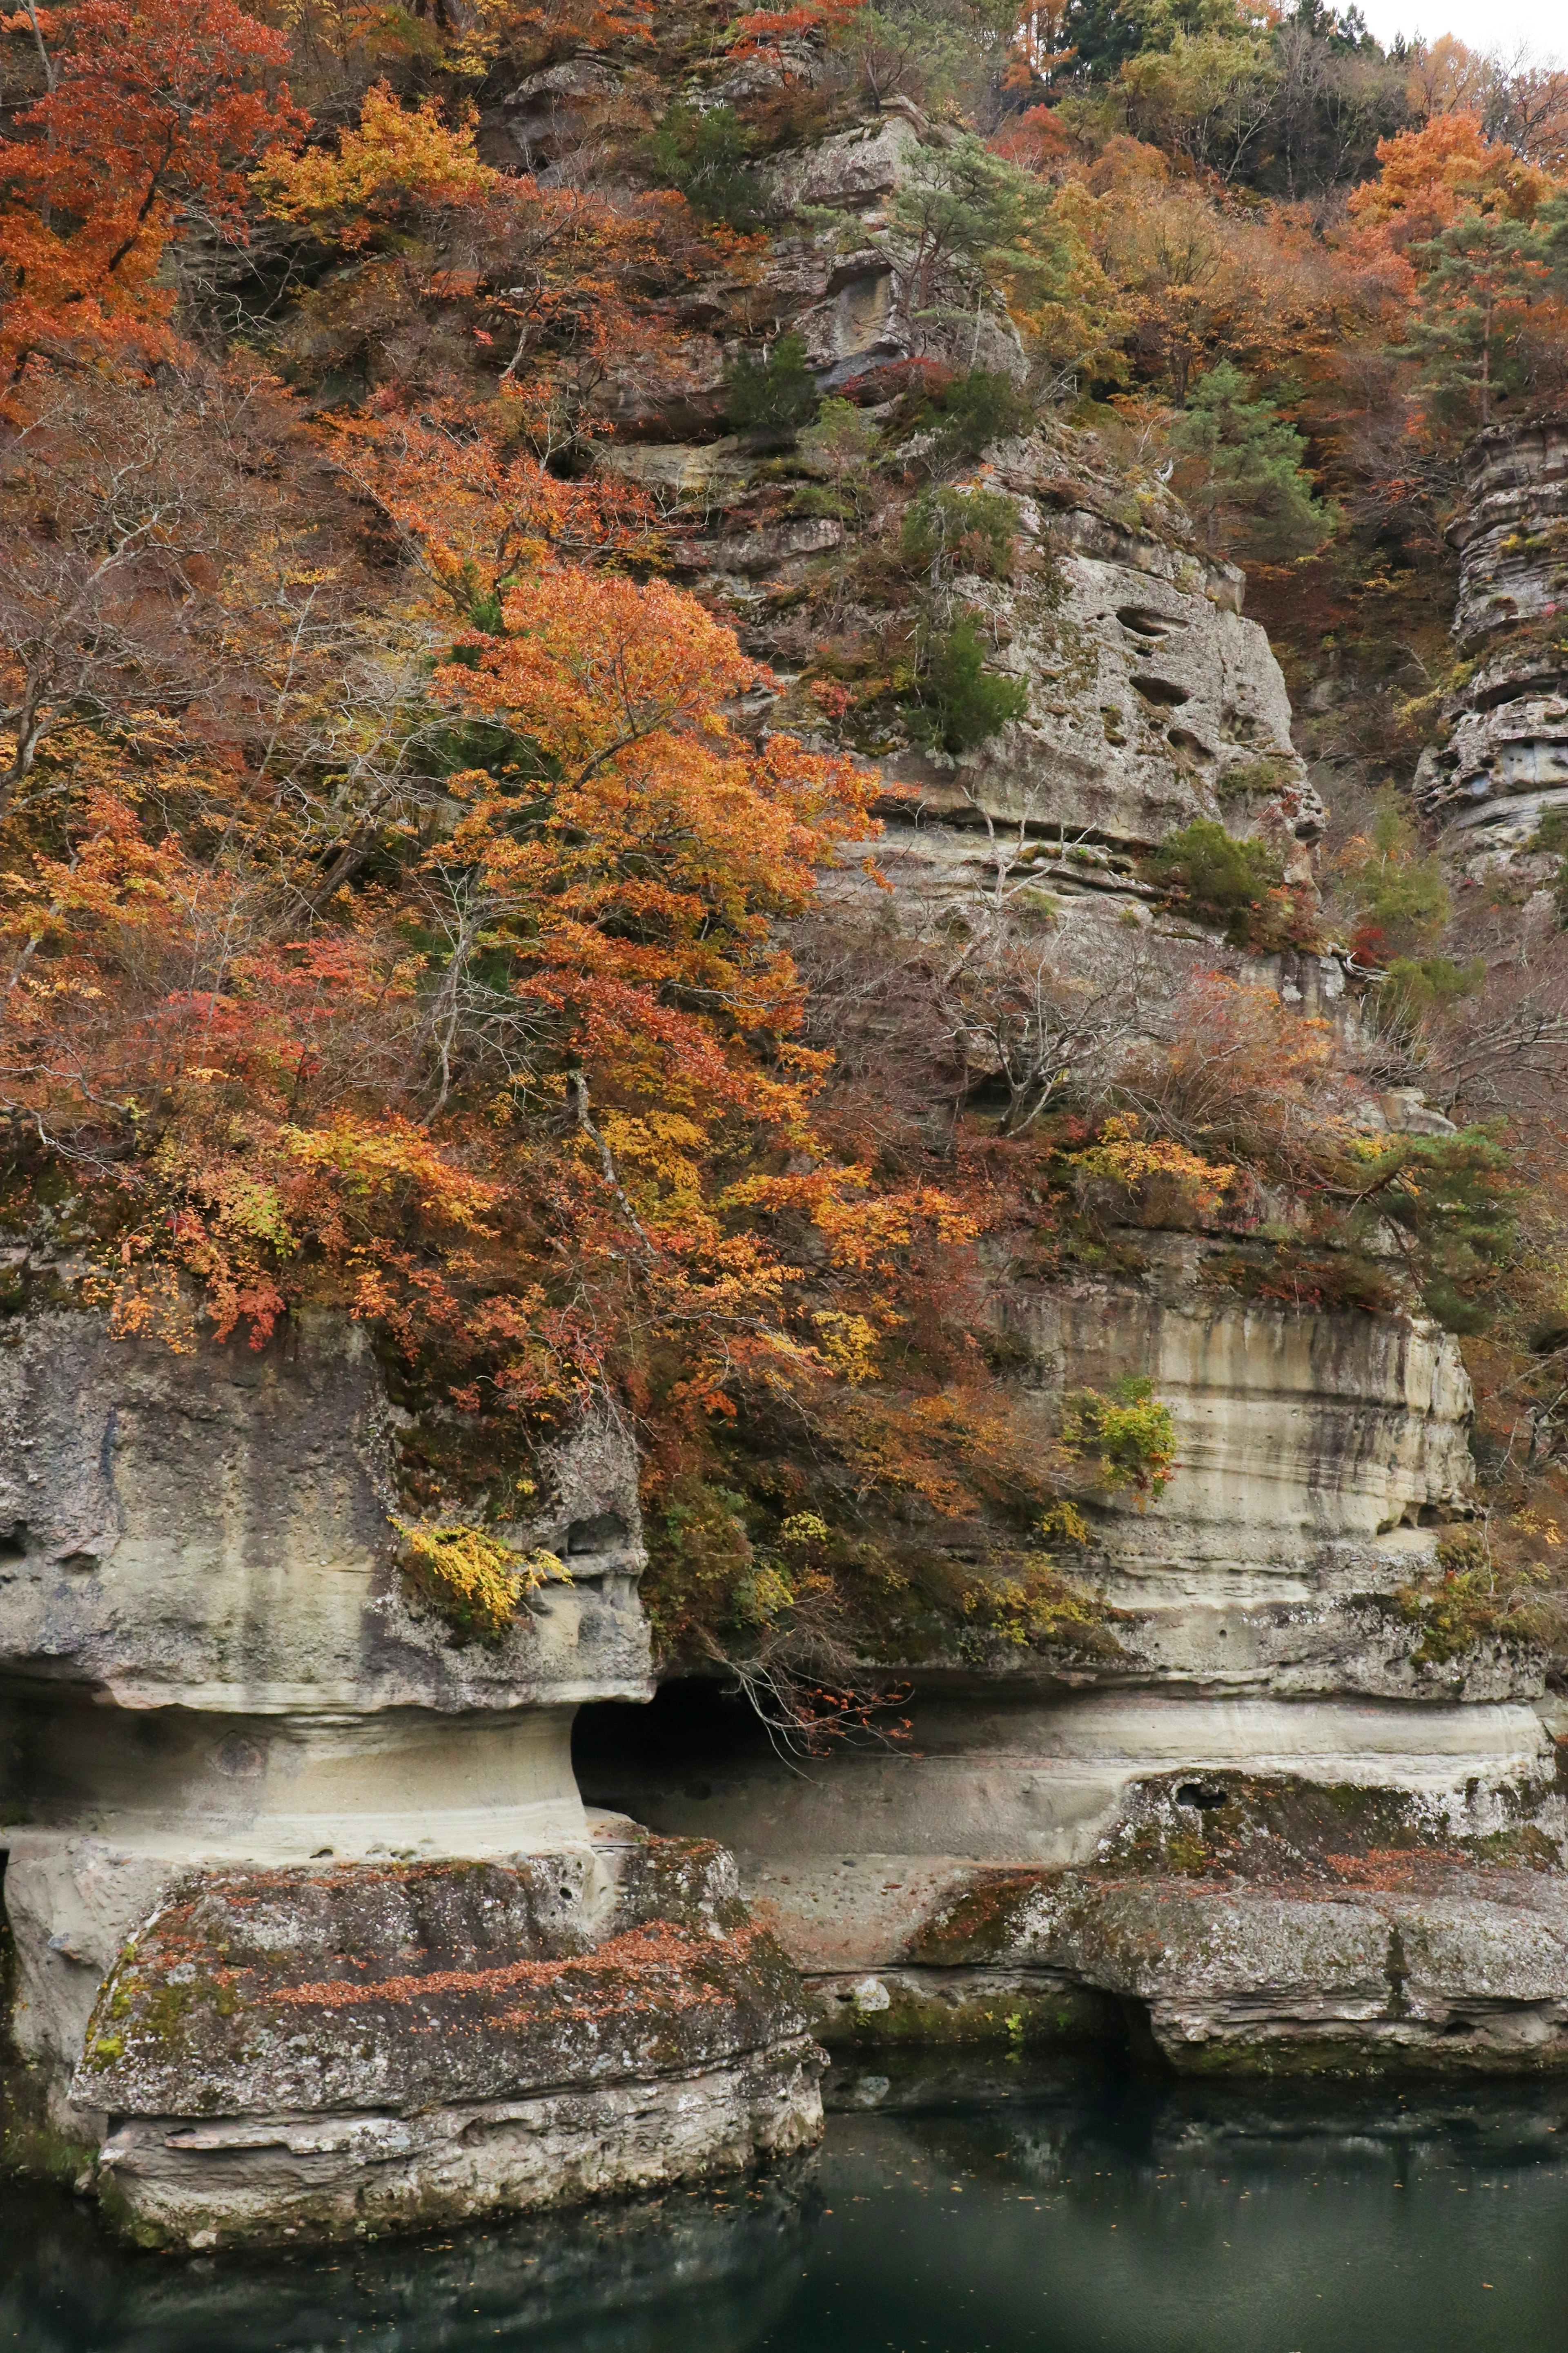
0, 0, 304, 381
725, 0, 861, 65
458, 0, 652, 69
1346, 114, 1550, 264
1, 410, 979, 1438
331, 395, 666, 599
254, 81, 708, 428
991, 105, 1070, 174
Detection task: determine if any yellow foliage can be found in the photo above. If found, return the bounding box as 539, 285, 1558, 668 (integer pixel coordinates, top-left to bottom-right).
780, 1512, 831, 1545
254, 84, 496, 248
810, 1309, 884, 1383
394, 1519, 566, 1637
1069, 1113, 1234, 1213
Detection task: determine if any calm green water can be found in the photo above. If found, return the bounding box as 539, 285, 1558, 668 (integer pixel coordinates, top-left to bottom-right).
5, 2059, 1568, 2353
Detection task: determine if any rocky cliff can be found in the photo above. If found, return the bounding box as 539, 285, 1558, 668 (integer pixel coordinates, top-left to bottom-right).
573, 204, 1568, 2071
8, 85, 1568, 2261
0, 1306, 821, 2246
1416, 413, 1568, 883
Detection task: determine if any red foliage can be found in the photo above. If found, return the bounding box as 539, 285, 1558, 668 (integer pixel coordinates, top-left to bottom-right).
0, 0, 305, 380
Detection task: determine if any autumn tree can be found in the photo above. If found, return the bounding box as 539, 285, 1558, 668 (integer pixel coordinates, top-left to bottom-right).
0, 0, 303, 381
0, 366, 287, 809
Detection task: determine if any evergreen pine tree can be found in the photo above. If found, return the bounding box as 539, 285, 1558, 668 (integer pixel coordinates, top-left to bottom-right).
1405, 197, 1568, 429
1168, 360, 1334, 562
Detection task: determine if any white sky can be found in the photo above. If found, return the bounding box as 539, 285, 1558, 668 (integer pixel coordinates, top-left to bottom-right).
1349, 0, 1564, 65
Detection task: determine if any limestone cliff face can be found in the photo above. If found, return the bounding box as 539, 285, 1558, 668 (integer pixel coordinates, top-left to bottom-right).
889, 455, 1325, 886
577, 281, 1568, 2074
0, 1305, 821, 2247
9, 105, 1564, 2200
1014, 1241, 1477, 1692
1416, 414, 1568, 881
0, 1306, 647, 1715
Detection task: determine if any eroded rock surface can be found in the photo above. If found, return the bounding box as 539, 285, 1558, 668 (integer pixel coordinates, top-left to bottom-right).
572, 414, 1568, 2070
1417, 415, 1568, 885
893, 467, 1322, 882
0, 1305, 822, 2240
79, 1837, 819, 2248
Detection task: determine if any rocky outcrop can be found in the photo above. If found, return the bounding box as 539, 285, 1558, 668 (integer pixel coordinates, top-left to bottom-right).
1416, 415, 1568, 883
576, 401, 1568, 2075
0, 1305, 647, 1714
81, 1840, 817, 2249
607, 420, 1324, 898
897, 458, 1324, 882
578, 1230, 1568, 2079
9, 107, 1556, 2217
0, 1305, 822, 2243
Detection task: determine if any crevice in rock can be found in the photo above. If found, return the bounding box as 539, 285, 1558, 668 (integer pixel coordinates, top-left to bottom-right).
1175, 1782, 1229, 1811
566, 1513, 628, 1557
1384, 1926, 1411, 2022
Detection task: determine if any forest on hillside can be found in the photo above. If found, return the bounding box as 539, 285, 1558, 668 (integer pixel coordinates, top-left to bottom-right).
5, 0, 1568, 1731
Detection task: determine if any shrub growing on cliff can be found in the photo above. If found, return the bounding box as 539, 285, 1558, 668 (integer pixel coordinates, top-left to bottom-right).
650, 103, 764, 230
1068, 1111, 1234, 1226
394, 1521, 564, 1640
1343, 1127, 1517, 1333
918, 367, 1032, 457
1394, 1528, 1557, 1667
900, 485, 1019, 581
1333, 798, 1450, 967
1060, 1376, 1177, 1500
901, 611, 1028, 752
1168, 362, 1335, 565
727, 331, 820, 435
1144, 819, 1286, 945
797, 397, 882, 506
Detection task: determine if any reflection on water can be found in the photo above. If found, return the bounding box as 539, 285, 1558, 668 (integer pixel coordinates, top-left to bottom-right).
8, 2058, 1568, 2353
0, 2168, 812, 2353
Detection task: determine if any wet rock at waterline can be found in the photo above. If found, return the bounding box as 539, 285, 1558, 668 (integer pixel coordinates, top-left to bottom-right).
80, 1839, 819, 2249
0, 1307, 822, 2244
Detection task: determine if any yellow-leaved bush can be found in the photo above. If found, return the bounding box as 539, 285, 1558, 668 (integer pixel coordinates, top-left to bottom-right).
394, 1519, 567, 1639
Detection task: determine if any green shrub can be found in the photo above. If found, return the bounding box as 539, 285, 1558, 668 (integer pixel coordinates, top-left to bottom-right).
650, 103, 764, 230
1339, 797, 1449, 960
919, 366, 1033, 456
1530, 810, 1568, 924
1345, 1126, 1516, 1333
902, 611, 1028, 753
1378, 953, 1483, 1026
727, 329, 820, 435
798, 396, 881, 488
790, 482, 856, 520
1217, 755, 1294, 800
1145, 818, 1283, 942
1060, 1376, 1176, 1499
900, 485, 1019, 580
1395, 1529, 1554, 1666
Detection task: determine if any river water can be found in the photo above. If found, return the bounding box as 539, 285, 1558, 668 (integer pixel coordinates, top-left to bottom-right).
5, 2056, 1568, 2353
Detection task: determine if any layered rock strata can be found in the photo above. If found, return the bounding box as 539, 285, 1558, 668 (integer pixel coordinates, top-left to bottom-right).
0, 1305, 821, 2244
577, 429, 1568, 2075
80, 1842, 817, 2249
581, 1267, 1568, 2075
1416, 413, 1568, 883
